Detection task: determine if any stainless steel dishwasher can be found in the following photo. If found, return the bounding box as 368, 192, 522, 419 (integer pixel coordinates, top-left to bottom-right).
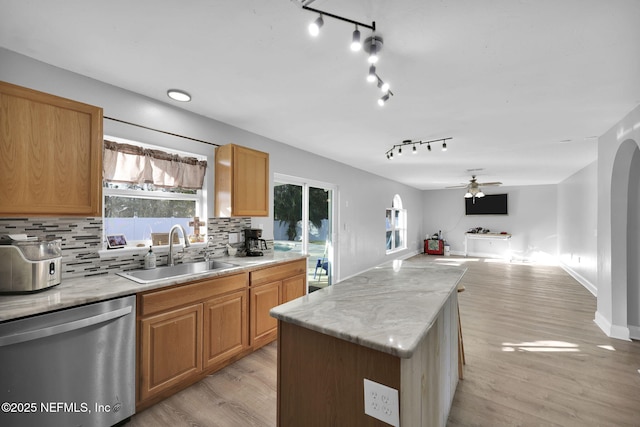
0, 295, 136, 427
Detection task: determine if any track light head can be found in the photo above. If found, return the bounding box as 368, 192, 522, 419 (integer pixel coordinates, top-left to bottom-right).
398, 146, 402, 156
350, 27, 362, 51
412, 145, 417, 154
442, 142, 447, 151
367, 65, 377, 83
377, 93, 390, 106
309, 15, 324, 36
427, 143, 432, 151
364, 35, 383, 64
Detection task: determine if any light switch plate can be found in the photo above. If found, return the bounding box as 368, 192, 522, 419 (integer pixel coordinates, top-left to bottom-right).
228, 232, 239, 244
363, 378, 399, 426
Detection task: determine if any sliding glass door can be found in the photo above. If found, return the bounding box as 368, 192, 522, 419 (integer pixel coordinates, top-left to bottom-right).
273, 174, 336, 292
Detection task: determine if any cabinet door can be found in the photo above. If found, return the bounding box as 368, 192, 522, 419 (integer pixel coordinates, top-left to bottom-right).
233, 145, 269, 216
0, 81, 103, 216
203, 289, 248, 369
250, 281, 280, 348
215, 143, 269, 217
282, 273, 306, 304
139, 303, 203, 401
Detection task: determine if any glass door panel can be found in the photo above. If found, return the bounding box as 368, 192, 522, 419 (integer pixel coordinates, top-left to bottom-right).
273, 175, 336, 293
273, 182, 303, 253
308, 186, 332, 289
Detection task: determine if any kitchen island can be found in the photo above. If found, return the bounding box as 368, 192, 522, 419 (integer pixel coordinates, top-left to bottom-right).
270, 257, 466, 427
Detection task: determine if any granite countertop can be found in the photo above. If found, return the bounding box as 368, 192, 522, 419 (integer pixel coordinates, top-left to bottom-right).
0, 252, 306, 322
270, 257, 466, 359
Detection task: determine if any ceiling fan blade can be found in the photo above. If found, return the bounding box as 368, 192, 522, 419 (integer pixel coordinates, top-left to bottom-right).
445, 184, 470, 189
478, 181, 502, 186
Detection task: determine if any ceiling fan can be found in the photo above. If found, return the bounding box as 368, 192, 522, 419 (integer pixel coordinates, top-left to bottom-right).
447, 175, 502, 200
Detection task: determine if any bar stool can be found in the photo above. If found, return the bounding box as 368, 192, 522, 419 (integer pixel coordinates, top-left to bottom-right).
457, 284, 466, 379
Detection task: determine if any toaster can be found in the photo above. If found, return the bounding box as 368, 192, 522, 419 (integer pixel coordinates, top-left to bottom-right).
0, 235, 62, 293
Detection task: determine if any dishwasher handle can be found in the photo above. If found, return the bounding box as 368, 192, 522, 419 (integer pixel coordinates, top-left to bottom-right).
0, 305, 133, 347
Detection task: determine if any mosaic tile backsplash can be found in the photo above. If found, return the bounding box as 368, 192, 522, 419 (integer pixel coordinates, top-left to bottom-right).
0, 217, 273, 279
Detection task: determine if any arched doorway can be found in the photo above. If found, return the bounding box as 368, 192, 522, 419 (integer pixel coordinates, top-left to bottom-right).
610, 139, 640, 339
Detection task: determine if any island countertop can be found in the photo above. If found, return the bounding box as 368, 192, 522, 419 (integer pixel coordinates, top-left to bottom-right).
270, 257, 466, 358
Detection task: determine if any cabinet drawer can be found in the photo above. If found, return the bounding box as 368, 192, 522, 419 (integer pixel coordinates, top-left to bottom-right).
250, 260, 306, 287
139, 273, 248, 316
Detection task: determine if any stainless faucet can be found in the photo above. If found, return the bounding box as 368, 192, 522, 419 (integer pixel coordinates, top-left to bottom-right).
168, 224, 191, 266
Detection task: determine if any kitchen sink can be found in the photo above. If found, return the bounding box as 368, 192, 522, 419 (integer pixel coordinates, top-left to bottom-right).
117, 260, 238, 284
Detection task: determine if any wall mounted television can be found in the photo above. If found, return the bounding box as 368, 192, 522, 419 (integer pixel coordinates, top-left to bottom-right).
465, 193, 508, 215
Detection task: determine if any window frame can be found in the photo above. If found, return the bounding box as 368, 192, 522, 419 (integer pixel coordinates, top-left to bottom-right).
102, 138, 207, 249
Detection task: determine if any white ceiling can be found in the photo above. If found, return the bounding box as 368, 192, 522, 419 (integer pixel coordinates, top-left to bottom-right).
1, 0, 639, 190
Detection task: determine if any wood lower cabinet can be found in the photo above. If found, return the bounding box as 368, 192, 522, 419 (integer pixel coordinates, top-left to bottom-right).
136, 273, 249, 410
249, 259, 307, 349
139, 303, 202, 402
203, 289, 248, 368
136, 259, 307, 410
282, 274, 306, 303
250, 281, 280, 348
0, 81, 103, 216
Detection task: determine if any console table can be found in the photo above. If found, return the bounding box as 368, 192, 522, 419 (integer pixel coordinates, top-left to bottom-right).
464, 232, 512, 260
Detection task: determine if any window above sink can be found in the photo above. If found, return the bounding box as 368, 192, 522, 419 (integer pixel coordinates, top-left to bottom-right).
102, 136, 208, 250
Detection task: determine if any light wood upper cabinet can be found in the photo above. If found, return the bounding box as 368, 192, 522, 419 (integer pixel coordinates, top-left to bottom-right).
214, 143, 269, 217
0, 81, 103, 217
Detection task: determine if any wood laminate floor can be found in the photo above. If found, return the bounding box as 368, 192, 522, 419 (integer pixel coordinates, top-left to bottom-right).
128, 256, 640, 427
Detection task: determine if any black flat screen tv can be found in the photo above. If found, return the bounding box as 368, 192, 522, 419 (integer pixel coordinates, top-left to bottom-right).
465, 193, 508, 215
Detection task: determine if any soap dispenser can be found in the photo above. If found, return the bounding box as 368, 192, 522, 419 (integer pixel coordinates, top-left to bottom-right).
144, 245, 156, 269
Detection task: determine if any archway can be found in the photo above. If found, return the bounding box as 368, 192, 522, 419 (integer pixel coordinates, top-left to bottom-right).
610, 139, 640, 339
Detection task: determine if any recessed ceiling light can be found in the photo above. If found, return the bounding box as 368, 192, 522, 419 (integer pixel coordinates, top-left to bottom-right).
167, 89, 191, 102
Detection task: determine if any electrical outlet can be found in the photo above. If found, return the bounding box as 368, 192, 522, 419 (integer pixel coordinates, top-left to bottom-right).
363, 379, 399, 426
228, 232, 239, 244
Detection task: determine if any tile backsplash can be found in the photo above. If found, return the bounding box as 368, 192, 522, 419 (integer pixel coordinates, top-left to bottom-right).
0, 217, 269, 279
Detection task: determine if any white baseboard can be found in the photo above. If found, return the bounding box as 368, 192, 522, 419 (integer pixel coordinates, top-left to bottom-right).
594, 311, 631, 341
559, 263, 597, 296
629, 325, 640, 340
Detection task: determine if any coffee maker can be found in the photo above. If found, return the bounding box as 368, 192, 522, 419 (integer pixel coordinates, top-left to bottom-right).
244, 228, 268, 257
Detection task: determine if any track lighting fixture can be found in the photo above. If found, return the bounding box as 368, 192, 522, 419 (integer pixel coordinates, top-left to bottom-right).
442, 142, 448, 151
384, 138, 452, 159
351, 26, 362, 51
296, 4, 394, 106
308, 14, 324, 36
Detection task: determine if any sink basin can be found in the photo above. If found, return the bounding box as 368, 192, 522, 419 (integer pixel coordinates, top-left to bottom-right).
117, 260, 238, 284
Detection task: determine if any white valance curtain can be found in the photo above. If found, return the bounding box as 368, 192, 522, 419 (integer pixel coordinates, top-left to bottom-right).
103, 140, 208, 190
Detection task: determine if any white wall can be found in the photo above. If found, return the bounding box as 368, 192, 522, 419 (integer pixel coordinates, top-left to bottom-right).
596, 103, 640, 340
423, 185, 558, 262
0, 47, 423, 282
557, 161, 598, 294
